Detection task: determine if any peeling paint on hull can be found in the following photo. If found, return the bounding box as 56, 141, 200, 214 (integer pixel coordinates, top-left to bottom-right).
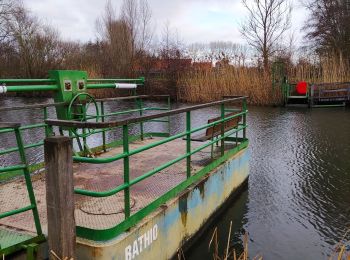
76, 148, 249, 260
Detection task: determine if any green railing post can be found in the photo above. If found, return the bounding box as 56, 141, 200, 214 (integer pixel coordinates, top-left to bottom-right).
220, 103, 225, 156
43, 107, 50, 137
82, 105, 88, 156
243, 98, 247, 139
14, 128, 42, 236
186, 111, 191, 178
123, 124, 131, 218
137, 98, 144, 140
101, 101, 107, 151
167, 96, 171, 136
25, 243, 38, 260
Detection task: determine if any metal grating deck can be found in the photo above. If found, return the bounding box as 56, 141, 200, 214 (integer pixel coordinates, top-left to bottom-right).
0, 227, 34, 250
0, 137, 236, 234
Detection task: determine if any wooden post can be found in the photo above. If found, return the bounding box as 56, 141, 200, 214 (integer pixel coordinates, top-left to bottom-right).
44, 136, 76, 259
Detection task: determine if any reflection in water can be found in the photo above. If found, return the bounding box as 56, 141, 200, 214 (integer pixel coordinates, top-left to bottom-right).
0, 97, 349, 259
186, 190, 249, 259
234, 107, 349, 260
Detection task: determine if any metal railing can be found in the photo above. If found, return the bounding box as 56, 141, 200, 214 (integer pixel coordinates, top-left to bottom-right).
46, 96, 249, 241
0, 123, 45, 256
0, 95, 170, 180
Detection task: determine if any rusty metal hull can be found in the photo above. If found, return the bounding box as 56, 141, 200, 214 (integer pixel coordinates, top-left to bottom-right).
76, 147, 249, 260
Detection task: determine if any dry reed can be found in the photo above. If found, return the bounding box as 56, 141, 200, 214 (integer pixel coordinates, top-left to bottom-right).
177, 67, 279, 106
289, 57, 350, 84
177, 223, 262, 260
207, 225, 262, 260
50, 250, 74, 260
177, 56, 350, 105
329, 228, 350, 260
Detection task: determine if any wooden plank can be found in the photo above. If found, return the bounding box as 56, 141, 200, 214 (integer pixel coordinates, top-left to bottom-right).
206, 113, 241, 138
45, 96, 248, 129
190, 112, 242, 142
44, 136, 75, 260
0, 122, 21, 129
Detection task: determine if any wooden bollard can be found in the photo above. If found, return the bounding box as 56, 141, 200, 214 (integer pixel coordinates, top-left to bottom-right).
44, 136, 76, 259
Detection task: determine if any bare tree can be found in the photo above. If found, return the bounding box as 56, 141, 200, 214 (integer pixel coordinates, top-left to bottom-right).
159, 21, 184, 59
96, 0, 133, 76
240, 0, 292, 70
96, 0, 153, 76
303, 0, 350, 61
187, 42, 206, 62
120, 0, 138, 60
136, 0, 152, 52
120, 0, 153, 58
5, 3, 67, 77
0, 0, 15, 42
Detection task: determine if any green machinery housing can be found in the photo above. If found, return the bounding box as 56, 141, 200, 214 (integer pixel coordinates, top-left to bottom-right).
272, 61, 350, 107
1, 70, 145, 121
0, 70, 248, 259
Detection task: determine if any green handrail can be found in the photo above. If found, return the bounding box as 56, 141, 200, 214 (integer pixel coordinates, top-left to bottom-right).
1, 90, 248, 242
74, 125, 246, 197
71, 110, 246, 164
45, 96, 248, 241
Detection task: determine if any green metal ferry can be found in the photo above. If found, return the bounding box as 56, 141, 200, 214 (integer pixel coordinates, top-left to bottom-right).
0, 70, 249, 259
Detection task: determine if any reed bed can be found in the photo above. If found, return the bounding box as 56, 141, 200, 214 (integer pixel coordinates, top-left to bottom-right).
177, 221, 262, 260
177, 67, 280, 106
78, 55, 350, 105
289, 57, 350, 84
177, 56, 350, 105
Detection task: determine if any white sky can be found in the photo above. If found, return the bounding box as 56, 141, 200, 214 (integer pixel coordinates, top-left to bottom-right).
24, 0, 308, 45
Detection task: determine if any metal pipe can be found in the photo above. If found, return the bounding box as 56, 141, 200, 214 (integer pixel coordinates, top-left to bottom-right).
6, 85, 59, 92
0, 164, 26, 173
186, 111, 191, 178
0, 205, 35, 219
123, 124, 130, 218
87, 78, 144, 83
86, 83, 117, 89
0, 79, 56, 83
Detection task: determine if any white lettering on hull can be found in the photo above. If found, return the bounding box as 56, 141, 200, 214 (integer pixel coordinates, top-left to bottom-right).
125, 224, 158, 260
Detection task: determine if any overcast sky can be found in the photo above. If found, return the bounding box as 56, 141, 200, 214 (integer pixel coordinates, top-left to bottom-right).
24, 0, 307, 45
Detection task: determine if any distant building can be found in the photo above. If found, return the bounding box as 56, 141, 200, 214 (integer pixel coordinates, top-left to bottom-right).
133, 58, 192, 74
215, 58, 231, 69
192, 62, 213, 72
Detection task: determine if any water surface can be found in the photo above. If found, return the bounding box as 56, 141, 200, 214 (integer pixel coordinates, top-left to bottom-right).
187, 106, 350, 260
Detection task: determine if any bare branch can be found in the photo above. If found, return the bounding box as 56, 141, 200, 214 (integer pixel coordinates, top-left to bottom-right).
240, 0, 292, 69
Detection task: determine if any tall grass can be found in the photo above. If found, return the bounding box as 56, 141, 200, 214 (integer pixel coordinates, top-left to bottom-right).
288, 56, 350, 84
177, 222, 262, 260
177, 56, 350, 105
76, 55, 350, 105
177, 67, 279, 106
